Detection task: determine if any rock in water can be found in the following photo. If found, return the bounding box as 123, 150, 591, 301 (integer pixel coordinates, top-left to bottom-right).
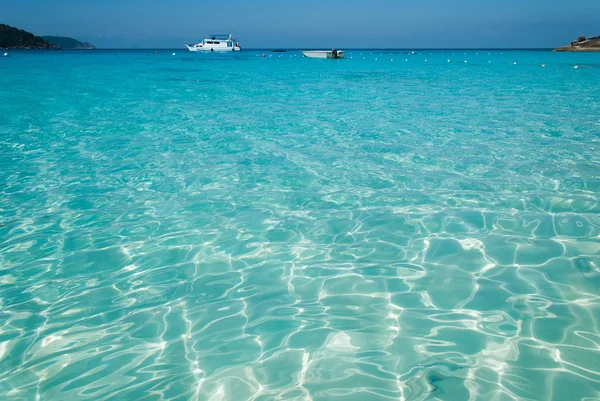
557, 34, 600, 52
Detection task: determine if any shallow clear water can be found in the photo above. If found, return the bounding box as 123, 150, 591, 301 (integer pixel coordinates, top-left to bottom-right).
1, 49, 599, 400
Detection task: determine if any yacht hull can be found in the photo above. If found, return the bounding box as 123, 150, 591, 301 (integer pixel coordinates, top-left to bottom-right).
185, 44, 241, 52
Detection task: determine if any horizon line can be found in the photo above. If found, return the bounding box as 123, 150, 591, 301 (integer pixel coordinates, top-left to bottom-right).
6, 47, 558, 51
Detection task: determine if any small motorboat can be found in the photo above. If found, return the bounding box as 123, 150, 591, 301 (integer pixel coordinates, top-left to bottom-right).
302, 49, 345, 59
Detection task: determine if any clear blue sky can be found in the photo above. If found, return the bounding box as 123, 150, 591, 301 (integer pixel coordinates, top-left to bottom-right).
1, 0, 599, 48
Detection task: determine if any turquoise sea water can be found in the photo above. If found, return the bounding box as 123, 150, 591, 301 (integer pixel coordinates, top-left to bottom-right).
1, 49, 599, 400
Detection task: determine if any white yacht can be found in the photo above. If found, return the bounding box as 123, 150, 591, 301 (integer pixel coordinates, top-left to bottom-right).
185, 34, 241, 52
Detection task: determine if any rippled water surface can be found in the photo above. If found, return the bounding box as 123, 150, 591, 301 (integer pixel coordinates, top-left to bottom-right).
1, 50, 600, 400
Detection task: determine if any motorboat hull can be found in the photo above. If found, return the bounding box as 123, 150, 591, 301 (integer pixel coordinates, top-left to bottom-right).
302, 50, 345, 59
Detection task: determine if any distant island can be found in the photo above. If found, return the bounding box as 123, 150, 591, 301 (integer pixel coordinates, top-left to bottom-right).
555, 35, 600, 52
0, 24, 57, 49
0, 24, 95, 49
42, 36, 95, 50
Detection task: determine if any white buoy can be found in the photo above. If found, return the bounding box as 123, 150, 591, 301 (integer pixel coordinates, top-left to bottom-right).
447, 59, 451, 62
3, 52, 7, 57
172, 53, 176, 56
464, 60, 467, 63
405, 59, 408, 62
513, 62, 517, 65
424, 59, 428, 62
542, 64, 546, 67
375, 58, 378, 60
488, 60, 491, 63
574, 65, 579, 69
390, 59, 394, 61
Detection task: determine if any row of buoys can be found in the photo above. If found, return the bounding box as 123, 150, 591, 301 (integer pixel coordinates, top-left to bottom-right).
250, 53, 581, 69
359, 51, 499, 56
257, 53, 298, 57
337, 58, 581, 68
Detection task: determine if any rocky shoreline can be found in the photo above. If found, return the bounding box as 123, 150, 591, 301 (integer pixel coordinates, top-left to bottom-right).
555, 35, 600, 52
